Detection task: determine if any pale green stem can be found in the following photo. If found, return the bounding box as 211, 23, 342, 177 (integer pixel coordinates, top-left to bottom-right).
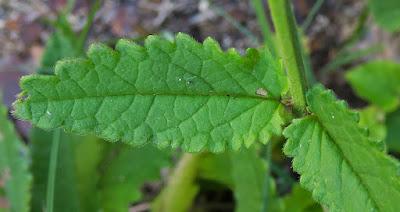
153, 153, 201, 212
46, 129, 61, 212
268, 0, 308, 114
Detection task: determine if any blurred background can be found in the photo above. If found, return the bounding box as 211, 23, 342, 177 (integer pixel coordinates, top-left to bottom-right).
1, 0, 399, 211
1, 0, 399, 111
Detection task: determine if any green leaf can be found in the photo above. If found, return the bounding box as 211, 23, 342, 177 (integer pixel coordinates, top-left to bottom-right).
30, 130, 79, 212
0, 101, 31, 212
283, 85, 400, 211
14, 33, 287, 152
230, 148, 268, 212
30, 131, 169, 212
346, 60, 400, 112
74, 136, 107, 211
386, 108, 400, 152
368, 0, 400, 32
282, 184, 322, 212
100, 144, 170, 212
30, 130, 106, 212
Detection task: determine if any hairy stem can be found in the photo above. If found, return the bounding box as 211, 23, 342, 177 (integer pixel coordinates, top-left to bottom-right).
46, 129, 61, 212
268, 0, 308, 114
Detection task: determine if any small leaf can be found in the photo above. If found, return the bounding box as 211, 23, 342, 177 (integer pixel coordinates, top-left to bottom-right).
0, 100, 31, 212
284, 85, 400, 211
368, 0, 400, 32
14, 33, 287, 152
346, 60, 400, 112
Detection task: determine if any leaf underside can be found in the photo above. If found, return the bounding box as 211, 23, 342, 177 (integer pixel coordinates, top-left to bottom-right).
14, 33, 287, 152
284, 85, 400, 212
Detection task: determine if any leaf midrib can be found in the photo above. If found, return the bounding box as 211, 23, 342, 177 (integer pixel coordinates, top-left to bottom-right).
26, 92, 280, 103
313, 117, 380, 211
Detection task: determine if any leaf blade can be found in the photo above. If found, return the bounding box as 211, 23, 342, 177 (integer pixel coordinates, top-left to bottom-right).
30, 130, 80, 212
230, 148, 270, 212
284, 85, 400, 211
14, 33, 286, 152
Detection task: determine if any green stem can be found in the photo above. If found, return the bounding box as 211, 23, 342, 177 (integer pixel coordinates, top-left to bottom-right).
77, 0, 102, 51
153, 153, 201, 212
46, 129, 61, 212
251, 0, 276, 56
269, 0, 308, 114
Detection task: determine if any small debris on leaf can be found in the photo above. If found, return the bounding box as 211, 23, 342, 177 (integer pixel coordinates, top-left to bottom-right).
256, 88, 268, 97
